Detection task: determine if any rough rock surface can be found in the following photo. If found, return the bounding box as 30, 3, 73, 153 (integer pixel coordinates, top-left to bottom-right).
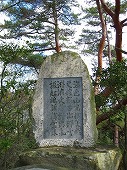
32, 51, 97, 147
15, 146, 122, 170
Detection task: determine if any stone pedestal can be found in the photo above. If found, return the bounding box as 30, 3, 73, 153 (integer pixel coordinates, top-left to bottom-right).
15, 146, 122, 170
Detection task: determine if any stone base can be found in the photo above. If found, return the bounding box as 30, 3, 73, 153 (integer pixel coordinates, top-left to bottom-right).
15, 146, 122, 170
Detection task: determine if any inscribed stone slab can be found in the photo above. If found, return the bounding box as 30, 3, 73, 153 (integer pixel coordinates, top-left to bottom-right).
43, 77, 83, 140
32, 51, 98, 147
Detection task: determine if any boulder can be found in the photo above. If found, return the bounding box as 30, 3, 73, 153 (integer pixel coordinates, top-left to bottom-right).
15, 146, 122, 170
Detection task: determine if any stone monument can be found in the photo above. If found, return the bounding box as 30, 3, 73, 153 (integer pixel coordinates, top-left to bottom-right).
32, 51, 97, 147
15, 51, 122, 170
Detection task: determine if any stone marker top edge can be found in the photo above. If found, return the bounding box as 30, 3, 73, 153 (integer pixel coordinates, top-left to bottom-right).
45, 50, 87, 67
50, 51, 80, 58
38, 51, 89, 82
43, 76, 82, 79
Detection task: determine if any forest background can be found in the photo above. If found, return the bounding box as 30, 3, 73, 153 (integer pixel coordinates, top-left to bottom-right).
0, 0, 127, 169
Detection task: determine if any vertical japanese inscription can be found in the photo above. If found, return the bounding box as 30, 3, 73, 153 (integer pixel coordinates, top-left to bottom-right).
43, 77, 83, 140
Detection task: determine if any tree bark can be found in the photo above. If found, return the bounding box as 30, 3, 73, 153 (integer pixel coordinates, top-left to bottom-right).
114, 125, 119, 147
94, 0, 106, 95
100, 0, 123, 61
114, 0, 122, 61
52, 0, 61, 53
96, 97, 127, 125
105, 19, 112, 63
96, 0, 106, 70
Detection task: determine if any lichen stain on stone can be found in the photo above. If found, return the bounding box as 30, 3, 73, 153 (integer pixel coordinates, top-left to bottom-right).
50, 51, 80, 63
18, 146, 122, 170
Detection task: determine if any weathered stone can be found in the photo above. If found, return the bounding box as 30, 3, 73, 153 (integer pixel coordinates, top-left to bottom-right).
43, 77, 83, 140
11, 166, 50, 170
32, 51, 97, 147
16, 146, 122, 170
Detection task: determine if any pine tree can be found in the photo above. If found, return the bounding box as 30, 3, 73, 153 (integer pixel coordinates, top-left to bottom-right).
0, 0, 79, 53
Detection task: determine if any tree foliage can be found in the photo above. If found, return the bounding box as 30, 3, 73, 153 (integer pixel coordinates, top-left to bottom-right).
0, 0, 127, 169
78, 1, 127, 168
0, 43, 44, 69
0, 61, 37, 169
0, 1, 80, 168
0, 0, 79, 53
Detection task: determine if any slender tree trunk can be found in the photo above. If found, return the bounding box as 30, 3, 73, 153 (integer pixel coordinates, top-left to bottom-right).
100, 0, 123, 62
114, 0, 122, 61
114, 21, 122, 61
105, 19, 112, 64
96, 0, 106, 70
95, 0, 127, 109
94, 0, 106, 95
54, 22, 61, 53
0, 65, 6, 103
52, 0, 61, 53
114, 125, 119, 147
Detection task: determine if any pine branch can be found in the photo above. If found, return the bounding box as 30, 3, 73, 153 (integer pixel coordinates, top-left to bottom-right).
0, 0, 21, 12
100, 0, 115, 19
96, 97, 127, 125
121, 18, 127, 27
9, 47, 55, 67
115, 47, 127, 54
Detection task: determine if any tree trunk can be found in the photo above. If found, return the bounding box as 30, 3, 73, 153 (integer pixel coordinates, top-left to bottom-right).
96, 97, 127, 125
114, 21, 122, 62
114, 0, 122, 61
55, 23, 61, 53
52, 0, 61, 53
114, 125, 119, 147
100, 0, 123, 61
94, 0, 106, 95
96, 0, 107, 70
105, 19, 112, 64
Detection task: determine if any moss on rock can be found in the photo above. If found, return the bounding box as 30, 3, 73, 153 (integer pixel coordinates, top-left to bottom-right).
15, 146, 122, 170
